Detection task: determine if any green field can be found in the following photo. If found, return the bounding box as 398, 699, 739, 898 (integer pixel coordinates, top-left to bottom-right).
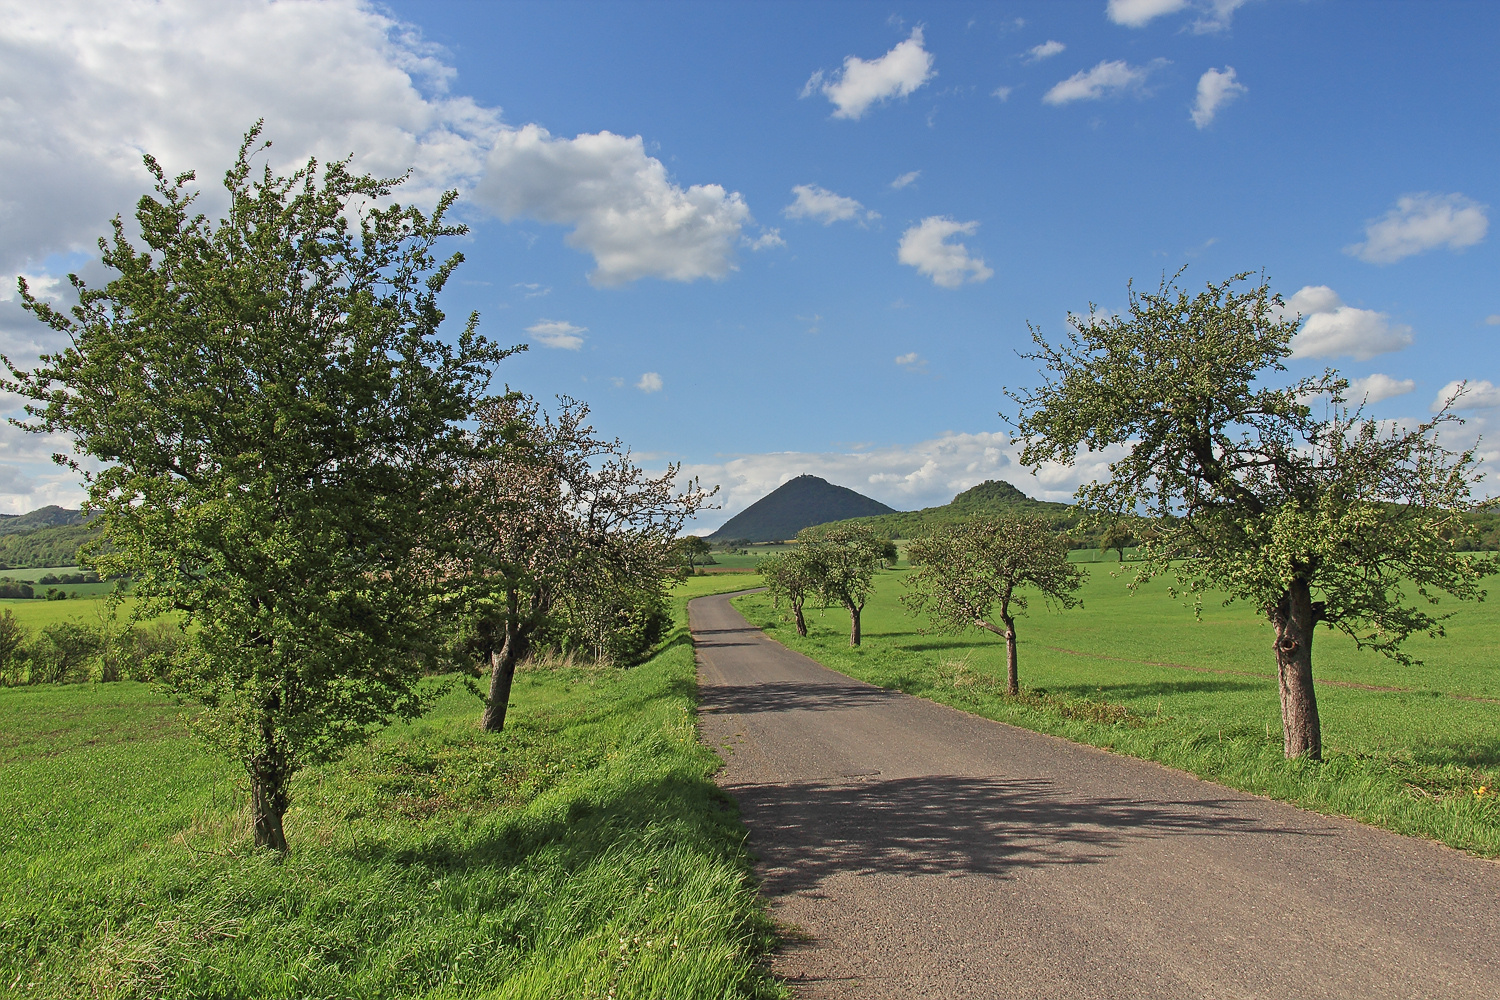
0, 575, 784, 1000
734, 566, 1500, 855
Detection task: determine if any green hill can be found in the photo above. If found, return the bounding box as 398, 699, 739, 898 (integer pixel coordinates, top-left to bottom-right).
842, 479, 1077, 539
0, 507, 98, 568
706, 475, 896, 542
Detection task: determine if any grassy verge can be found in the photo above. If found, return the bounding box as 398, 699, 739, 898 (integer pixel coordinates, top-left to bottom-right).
0, 575, 784, 999
733, 567, 1500, 856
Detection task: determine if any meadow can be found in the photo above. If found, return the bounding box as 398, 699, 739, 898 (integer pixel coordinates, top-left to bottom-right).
0, 575, 785, 1000
734, 564, 1500, 856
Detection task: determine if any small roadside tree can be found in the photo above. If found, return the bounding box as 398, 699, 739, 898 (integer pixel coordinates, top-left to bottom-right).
2, 128, 509, 849
443, 393, 712, 731
758, 549, 816, 636
678, 535, 713, 571
798, 523, 885, 646
903, 517, 1083, 695
1008, 271, 1494, 759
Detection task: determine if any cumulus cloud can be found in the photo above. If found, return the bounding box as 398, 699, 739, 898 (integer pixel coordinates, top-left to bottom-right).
1345, 192, 1489, 265
897, 217, 994, 288
1191, 67, 1246, 128
1433, 380, 1500, 412
1106, 0, 1188, 27
1107, 0, 1246, 32
749, 229, 785, 250
1274, 285, 1413, 360
1043, 60, 1162, 105
891, 170, 921, 190
475, 125, 751, 287
526, 319, 586, 350
0, 0, 504, 278
671, 431, 1130, 534
1347, 373, 1415, 405
636, 372, 663, 393
895, 352, 929, 373
784, 184, 876, 225
992, 86, 1015, 101
803, 28, 935, 120
1025, 40, 1066, 62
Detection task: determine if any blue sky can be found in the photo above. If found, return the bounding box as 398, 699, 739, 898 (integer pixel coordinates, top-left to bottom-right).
2, 1, 1497, 529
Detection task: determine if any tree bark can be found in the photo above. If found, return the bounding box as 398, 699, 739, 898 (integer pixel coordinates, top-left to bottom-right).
848, 602, 861, 647
481, 629, 519, 732
248, 722, 291, 851
1001, 613, 1019, 696
793, 599, 807, 637
1270, 578, 1321, 760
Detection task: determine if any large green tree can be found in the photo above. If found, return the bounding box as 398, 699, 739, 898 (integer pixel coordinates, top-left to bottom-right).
798, 522, 887, 646
758, 548, 816, 636
2, 128, 509, 848
1008, 272, 1493, 759
903, 516, 1083, 695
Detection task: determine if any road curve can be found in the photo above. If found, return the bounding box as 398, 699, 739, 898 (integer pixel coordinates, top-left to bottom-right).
691, 591, 1500, 1000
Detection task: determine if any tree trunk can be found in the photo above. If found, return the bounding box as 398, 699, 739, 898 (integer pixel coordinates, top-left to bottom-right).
848, 602, 861, 647
481, 629, 519, 732
248, 722, 291, 851
1270, 578, 1321, 760
793, 599, 807, 637
1001, 613, 1019, 696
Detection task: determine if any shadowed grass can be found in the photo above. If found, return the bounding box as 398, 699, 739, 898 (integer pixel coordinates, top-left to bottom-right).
0, 575, 785, 999
734, 568, 1500, 857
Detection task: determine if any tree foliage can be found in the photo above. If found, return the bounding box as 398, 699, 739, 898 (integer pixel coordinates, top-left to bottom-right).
442, 393, 713, 731
903, 516, 1083, 694
2, 126, 509, 848
1007, 271, 1494, 758
758, 549, 816, 636
796, 522, 887, 646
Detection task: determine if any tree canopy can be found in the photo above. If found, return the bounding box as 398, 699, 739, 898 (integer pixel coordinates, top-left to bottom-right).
796, 522, 888, 646
1007, 271, 1494, 758
903, 516, 1083, 695
2, 126, 510, 848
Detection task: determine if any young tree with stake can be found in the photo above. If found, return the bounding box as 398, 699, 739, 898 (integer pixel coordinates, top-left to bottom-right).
2, 128, 510, 849
903, 516, 1083, 695
1008, 271, 1493, 759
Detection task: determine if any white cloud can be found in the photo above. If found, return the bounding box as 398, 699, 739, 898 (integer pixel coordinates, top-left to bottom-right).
1106, 0, 1188, 27
804, 28, 936, 120
1043, 60, 1162, 105
671, 431, 1130, 534
1275, 285, 1413, 361
1486, 315, 1500, 326
1345, 192, 1489, 265
992, 86, 1014, 102
749, 228, 786, 250
0, 0, 504, 278
784, 184, 876, 225
1106, 0, 1246, 31
1347, 373, 1415, 405
897, 217, 994, 288
1433, 380, 1500, 412
1025, 40, 1067, 62
1191, 67, 1246, 128
895, 352, 929, 373
475, 124, 751, 287
636, 372, 663, 393
515, 282, 551, 298
525, 319, 586, 350
890, 170, 921, 190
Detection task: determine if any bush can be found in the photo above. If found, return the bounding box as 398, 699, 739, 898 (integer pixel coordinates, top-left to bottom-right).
27, 621, 106, 684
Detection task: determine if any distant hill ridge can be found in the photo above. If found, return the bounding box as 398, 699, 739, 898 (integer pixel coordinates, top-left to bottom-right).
0, 507, 96, 569
0, 505, 91, 536
841, 479, 1075, 539
706, 475, 895, 542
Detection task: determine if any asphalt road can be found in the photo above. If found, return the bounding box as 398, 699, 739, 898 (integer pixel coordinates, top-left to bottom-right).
690, 591, 1500, 1000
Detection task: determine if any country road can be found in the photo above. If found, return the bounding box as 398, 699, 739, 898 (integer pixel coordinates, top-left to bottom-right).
690, 591, 1500, 1000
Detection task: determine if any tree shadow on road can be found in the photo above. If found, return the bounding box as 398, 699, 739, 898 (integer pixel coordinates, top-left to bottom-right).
726, 774, 1306, 896
700, 680, 902, 715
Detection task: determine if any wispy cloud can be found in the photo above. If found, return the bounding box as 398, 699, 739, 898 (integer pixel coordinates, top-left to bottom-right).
636, 372, 664, 393
1107, 0, 1248, 33
803, 28, 936, 120
1347, 373, 1415, 405
992, 86, 1014, 102
890, 170, 921, 190
1190, 67, 1246, 128
895, 352, 930, 373
1345, 192, 1489, 265
526, 319, 587, 350
1043, 59, 1165, 105
784, 184, 878, 225
1025, 40, 1066, 63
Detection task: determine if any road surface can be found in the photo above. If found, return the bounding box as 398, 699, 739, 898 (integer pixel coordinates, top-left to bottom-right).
691, 591, 1500, 1000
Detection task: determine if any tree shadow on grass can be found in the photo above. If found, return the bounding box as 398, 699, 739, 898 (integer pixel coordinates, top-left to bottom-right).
1036, 679, 1268, 702
725, 773, 1303, 897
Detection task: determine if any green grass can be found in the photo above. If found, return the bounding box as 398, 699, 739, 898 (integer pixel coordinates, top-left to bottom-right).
0, 574, 784, 999
0, 594, 142, 629
734, 567, 1500, 856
